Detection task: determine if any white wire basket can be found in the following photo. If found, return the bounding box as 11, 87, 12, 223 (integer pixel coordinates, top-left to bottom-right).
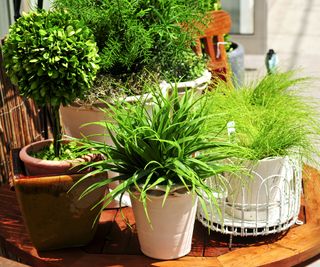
197, 156, 302, 236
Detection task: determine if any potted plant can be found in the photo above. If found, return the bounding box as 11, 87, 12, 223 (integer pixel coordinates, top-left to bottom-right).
2, 9, 100, 175
75, 85, 242, 259
53, 0, 213, 141
53, 0, 210, 84
2, 10, 105, 251
202, 71, 320, 222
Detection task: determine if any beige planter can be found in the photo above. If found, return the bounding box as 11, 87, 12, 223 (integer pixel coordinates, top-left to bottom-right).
60, 103, 111, 143
60, 70, 211, 142
130, 186, 198, 260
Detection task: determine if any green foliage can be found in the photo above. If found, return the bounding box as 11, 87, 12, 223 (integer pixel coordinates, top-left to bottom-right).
205, 71, 320, 161
3, 10, 100, 107
30, 141, 81, 161
75, 85, 243, 216
153, 50, 208, 82
186, 0, 221, 12
53, 0, 207, 80
3, 10, 100, 157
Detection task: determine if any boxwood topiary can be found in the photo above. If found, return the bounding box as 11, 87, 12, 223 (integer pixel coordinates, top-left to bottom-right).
3, 10, 100, 157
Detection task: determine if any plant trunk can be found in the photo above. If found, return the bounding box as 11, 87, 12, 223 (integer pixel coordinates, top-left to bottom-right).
48, 105, 62, 158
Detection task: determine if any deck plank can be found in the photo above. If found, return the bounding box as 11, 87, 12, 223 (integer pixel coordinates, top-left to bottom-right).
303, 165, 320, 225
0, 165, 319, 266
102, 207, 141, 255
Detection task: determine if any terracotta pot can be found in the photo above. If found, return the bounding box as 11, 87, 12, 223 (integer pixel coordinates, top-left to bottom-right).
14, 173, 107, 251
19, 139, 98, 176
130, 186, 198, 260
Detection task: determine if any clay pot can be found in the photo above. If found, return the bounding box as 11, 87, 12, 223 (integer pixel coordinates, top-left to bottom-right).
14, 173, 107, 251
19, 139, 98, 176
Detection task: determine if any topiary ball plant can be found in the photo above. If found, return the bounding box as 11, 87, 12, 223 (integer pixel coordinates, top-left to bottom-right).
3, 10, 100, 157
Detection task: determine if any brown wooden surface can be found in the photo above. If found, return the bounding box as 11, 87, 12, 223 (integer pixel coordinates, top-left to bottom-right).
0, 165, 320, 266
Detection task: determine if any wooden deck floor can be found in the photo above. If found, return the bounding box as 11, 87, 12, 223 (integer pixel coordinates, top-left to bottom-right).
0, 165, 320, 266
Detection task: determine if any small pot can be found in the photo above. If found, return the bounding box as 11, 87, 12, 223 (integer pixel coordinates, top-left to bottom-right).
19, 139, 98, 176
130, 186, 198, 260
227, 41, 245, 87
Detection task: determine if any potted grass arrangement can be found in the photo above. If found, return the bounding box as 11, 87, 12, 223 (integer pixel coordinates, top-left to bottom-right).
74, 85, 242, 260
2, 10, 106, 251
202, 71, 320, 222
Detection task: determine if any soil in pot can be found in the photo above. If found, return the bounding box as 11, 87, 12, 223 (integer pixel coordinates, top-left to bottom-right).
19, 139, 100, 176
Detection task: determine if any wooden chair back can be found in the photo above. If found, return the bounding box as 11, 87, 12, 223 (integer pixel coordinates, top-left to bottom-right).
194, 10, 232, 79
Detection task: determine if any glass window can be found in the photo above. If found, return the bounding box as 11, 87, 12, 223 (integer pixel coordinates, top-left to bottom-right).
0, 0, 13, 39
221, 0, 268, 55
221, 0, 255, 35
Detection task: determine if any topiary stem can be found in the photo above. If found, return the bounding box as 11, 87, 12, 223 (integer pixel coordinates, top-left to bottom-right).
49, 105, 62, 158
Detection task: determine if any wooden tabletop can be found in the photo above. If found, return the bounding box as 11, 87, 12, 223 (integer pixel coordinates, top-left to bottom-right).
1, 165, 320, 267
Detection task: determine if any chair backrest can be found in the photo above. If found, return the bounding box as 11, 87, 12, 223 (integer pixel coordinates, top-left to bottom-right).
194, 10, 232, 79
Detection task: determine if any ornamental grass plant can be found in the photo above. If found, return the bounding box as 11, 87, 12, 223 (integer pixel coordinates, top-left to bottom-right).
205, 71, 320, 163
74, 85, 246, 219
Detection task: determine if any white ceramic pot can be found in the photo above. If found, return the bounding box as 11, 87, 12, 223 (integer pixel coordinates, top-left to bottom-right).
130, 186, 198, 260
226, 156, 296, 221
160, 69, 211, 96
60, 92, 154, 144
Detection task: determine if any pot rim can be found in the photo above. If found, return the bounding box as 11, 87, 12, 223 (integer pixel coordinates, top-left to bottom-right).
130, 184, 195, 199
66, 69, 211, 109
19, 139, 94, 166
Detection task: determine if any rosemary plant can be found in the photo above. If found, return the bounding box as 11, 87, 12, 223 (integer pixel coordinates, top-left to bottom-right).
53, 0, 209, 86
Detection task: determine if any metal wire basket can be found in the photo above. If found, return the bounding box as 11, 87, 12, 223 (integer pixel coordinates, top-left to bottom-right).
197, 156, 302, 237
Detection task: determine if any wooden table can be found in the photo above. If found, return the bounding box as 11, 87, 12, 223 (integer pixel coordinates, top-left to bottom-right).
1, 165, 320, 267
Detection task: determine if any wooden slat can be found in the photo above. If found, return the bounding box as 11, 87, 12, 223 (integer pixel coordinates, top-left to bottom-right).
83, 209, 118, 254
217, 224, 320, 267
302, 165, 320, 225
189, 221, 206, 257
197, 10, 232, 37
194, 10, 231, 77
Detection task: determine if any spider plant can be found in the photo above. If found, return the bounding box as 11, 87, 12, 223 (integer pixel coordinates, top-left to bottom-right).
74, 85, 244, 220
205, 71, 320, 162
